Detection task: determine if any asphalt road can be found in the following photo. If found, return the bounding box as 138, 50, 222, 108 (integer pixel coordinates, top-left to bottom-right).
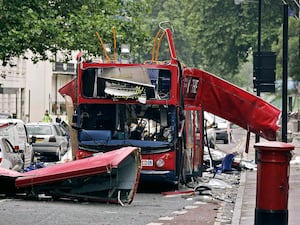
0, 127, 247, 225
0, 192, 212, 225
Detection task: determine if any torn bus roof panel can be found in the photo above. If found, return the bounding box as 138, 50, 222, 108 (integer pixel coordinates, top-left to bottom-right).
183, 68, 280, 141
15, 147, 141, 205
100, 66, 154, 88
0, 147, 141, 205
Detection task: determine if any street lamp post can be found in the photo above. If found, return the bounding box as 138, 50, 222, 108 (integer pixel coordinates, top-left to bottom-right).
282, 4, 289, 143
255, 0, 262, 143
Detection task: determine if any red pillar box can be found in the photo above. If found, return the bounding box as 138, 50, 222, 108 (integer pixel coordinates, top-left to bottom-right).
254, 141, 294, 225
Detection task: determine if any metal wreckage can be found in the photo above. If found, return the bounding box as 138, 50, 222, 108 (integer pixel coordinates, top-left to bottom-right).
0, 22, 281, 205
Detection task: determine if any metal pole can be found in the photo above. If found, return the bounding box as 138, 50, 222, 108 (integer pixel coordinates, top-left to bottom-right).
255, 0, 262, 143
257, 0, 261, 56
28, 89, 31, 122
282, 4, 288, 142
15, 89, 18, 118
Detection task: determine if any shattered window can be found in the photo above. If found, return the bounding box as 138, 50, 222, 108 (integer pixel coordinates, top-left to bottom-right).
81, 67, 171, 101
78, 103, 175, 143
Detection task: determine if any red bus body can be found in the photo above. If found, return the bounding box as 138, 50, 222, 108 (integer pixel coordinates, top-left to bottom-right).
59, 26, 280, 185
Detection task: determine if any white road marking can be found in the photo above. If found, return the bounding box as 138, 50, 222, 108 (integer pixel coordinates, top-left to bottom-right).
146, 223, 164, 225
184, 205, 199, 209
194, 201, 207, 205
172, 210, 188, 215
158, 216, 174, 221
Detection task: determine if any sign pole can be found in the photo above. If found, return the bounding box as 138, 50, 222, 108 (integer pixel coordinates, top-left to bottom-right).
282, 4, 288, 143
255, 0, 262, 144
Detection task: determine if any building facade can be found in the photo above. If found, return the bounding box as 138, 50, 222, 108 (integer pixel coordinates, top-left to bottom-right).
0, 54, 75, 122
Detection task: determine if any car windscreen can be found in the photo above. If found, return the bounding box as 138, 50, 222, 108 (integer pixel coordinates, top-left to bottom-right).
26, 125, 52, 135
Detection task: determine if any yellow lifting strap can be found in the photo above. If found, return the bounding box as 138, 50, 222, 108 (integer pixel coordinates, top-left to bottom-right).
112, 27, 117, 62
95, 31, 111, 62
155, 31, 165, 61
151, 29, 166, 62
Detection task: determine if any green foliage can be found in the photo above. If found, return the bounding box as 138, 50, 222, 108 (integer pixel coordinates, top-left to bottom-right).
146, 0, 284, 83
0, 0, 152, 63
272, 17, 300, 81
0, 0, 298, 86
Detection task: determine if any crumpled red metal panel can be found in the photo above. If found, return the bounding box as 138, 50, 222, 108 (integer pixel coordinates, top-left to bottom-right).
58, 78, 77, 105
0, 167, 23, 177
0, 147, 142, 205
184, 67, 281, 141
16, 147, 140, 187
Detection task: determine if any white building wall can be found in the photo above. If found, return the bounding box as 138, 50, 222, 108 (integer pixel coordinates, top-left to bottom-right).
0, 56, 53, 122
52, 75, 73, 105
0, 57, 27, 118
26, 59, 53, 122
0, 51, 77, 123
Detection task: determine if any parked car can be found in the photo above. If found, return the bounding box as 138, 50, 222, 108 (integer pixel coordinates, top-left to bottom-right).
0, 113, 11, 119
203, 112, 217, 148
0, 119, 34, 168
0, 137, 23, 171
205, 128, 216, 148
196, 128, 216, 149
195, 112, 216, 149
25, 122, 69, 161
215, 116, 231, 144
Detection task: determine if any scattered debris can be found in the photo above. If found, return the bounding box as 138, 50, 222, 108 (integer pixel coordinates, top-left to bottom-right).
290, 156, 300, 165
207, 178, 232, 189
23, 162, 46, 172
163, 144, 255, 225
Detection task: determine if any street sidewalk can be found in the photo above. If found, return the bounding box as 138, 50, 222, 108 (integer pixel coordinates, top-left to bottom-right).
232, 133, 300, 225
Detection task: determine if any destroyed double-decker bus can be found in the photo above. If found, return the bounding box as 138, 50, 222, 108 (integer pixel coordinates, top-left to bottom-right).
59, 22, 281, 186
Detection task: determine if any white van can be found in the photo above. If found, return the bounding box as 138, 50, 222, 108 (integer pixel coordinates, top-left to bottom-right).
0, 119, 34, 168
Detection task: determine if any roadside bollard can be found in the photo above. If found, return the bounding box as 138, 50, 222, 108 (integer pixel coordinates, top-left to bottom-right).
254, 141, 294, 225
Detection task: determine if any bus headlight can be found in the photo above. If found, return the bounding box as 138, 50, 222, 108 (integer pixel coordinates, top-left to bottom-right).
156, 158, 165, 168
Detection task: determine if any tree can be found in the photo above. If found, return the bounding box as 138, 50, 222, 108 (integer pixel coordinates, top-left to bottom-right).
272, 17, 300, 81
0, 0, 152, 64
187, 1, 243, 79
147, 0, 283, 83
145, 0, 201, 66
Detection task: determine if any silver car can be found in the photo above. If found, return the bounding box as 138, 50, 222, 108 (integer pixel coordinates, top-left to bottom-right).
0, 137, 23, 171
214, 116, 230, 144
0, 119, 34, 169
25, 122, 69, 161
